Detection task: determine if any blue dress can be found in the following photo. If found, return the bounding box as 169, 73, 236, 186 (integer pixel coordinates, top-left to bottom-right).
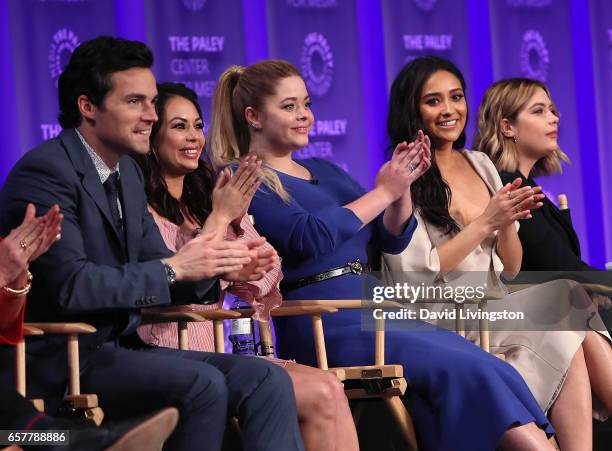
249, 158, 553, 451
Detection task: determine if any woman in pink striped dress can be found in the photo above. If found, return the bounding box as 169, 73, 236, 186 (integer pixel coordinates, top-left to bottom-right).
135, 82, 358, 451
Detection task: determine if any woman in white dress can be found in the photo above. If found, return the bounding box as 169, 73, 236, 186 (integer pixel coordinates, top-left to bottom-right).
381, 56, 612, 451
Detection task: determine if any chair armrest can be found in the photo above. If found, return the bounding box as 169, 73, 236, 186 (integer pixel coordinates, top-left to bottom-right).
508, 282, 612, 296
581, 283, 612, 296
22, 325, 44, 336
189, 310, 242, 320
141, 308, 241, 323
25, 323, 96, 334
230, 305, 339, 319
506, 284, 535, 293
284, 300, 404, 310
140, 309, 240, 352
141, 311, 214, 323
270, 305, 338, 317
235, 305, 339, 318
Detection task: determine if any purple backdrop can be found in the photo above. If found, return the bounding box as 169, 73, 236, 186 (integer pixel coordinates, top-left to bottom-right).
267, 0, 369, 182
6, 0, 116, 150
145, 0, 246, 129
488, 0, 606, 267
589, 0, 612, 265
0, 0, 609, 267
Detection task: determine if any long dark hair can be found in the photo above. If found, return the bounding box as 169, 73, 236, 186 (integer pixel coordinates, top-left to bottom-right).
136, 82, 215, 227
387, 56, 467, 234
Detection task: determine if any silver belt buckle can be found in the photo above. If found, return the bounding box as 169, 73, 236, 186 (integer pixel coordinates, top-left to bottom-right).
349, 259, 363, 275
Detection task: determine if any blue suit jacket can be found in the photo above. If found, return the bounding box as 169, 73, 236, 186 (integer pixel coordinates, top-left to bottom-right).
0, 128, 217, 359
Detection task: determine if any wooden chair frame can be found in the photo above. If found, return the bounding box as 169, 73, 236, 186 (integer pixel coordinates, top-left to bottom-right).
247, 300, 420, 451
140, 308, 241, 352
18, 322, 102, 424
143, 302, 419, 450
15, 325, 45, 412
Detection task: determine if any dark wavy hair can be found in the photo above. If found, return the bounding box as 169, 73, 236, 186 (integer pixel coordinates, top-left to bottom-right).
135, 83, 215, 227
386, 56, 467, 235
58, 36, 153, 128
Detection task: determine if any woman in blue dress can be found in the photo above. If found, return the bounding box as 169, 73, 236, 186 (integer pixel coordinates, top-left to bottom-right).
207, 60, 555, 450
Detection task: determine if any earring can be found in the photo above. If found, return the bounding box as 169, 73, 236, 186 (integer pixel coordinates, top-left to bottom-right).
512, 136, 518, 144
249, 122, 260, 130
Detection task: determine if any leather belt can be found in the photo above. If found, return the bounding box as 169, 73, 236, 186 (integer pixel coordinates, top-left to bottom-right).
281, 259, 370, 292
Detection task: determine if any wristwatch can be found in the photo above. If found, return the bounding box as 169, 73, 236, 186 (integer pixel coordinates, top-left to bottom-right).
161, 261, 176, 286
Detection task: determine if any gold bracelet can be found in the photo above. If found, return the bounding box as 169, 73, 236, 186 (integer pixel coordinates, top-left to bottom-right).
2, 271, 33, 297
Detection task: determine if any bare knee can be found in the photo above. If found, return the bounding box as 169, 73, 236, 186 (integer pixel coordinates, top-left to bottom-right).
325, 372, 348, 407
301, 372, 341, 420
499, 422, 555, 451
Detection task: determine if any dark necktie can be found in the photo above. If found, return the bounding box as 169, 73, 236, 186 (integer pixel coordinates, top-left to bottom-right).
104, 172, 135, 337
103, 172, 125, 250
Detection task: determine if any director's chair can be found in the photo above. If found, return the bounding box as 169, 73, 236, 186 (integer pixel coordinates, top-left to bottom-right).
249, 299, 419, 451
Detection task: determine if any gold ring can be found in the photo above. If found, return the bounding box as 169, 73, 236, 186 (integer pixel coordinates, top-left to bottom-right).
19, 240, 27, 250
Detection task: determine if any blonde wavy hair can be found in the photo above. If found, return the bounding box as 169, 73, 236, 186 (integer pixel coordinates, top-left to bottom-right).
473, 78, 569, 177
207, 60, 303, 202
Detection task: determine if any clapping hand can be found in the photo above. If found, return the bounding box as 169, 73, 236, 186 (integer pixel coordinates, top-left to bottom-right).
165, 232, 253, 281
212, 155, 262, 225
393, 129, 432, 183
374, 130, 432, 202
223, 237, 279, 283
479, 178, 545, 232
0, 204, 63, 287
593, 294, 612, 310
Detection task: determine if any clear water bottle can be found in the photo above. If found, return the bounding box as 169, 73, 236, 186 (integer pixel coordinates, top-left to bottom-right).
228, 298, 256, 356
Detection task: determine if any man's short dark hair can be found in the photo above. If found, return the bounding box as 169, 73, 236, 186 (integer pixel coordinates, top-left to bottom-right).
58, 36, 154, 129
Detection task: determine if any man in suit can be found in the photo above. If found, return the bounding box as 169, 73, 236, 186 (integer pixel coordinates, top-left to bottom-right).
0, 36, 304, 451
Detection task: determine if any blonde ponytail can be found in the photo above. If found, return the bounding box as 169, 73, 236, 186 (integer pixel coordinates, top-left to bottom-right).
208, 65, 244, 168
208, 61, 301, 202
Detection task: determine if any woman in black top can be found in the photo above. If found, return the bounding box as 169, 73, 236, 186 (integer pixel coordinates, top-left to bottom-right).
474, 78, 599, 272
474, 76, 612, 336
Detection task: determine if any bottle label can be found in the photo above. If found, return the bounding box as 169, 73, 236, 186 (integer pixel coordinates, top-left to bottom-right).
231, 318, 252, 335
